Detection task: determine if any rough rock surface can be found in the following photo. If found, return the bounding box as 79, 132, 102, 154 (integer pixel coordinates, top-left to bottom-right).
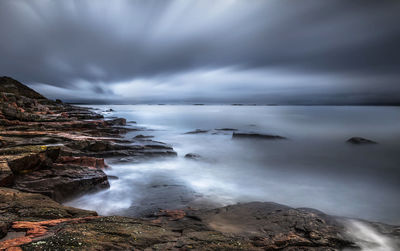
5, 195, 398, 251
0, 190, 360, 251
0, 77, 177, 203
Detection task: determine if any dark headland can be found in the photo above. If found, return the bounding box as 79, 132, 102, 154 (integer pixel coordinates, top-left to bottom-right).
0, 77, 399, 250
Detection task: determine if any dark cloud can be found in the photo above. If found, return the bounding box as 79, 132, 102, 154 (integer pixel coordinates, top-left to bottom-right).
0, 0, 399, 103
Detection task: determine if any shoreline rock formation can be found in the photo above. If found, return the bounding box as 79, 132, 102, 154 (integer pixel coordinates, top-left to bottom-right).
0, 77, 398, 250
0, 76, 176, 205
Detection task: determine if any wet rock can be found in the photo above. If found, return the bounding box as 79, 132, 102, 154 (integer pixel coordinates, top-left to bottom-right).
0, 77, 178, 211
183, 202, 355, 250
134, 134, 154, 139
105, 108, 114, 112
184, 153, 201, 160
184, 129, 209, 134
232, 132, 286, 140
13, 163, 109, 202
105, 118, 126, 126
5, 202, 366, 251
347, 137, 377, 145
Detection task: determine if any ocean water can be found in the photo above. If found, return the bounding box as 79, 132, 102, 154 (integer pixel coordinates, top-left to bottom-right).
66, 105, 400, 225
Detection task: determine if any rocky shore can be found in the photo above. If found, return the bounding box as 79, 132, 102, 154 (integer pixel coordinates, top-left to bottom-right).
0, 77, 399, 250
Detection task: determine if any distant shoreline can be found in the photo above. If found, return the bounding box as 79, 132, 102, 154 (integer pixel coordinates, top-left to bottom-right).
68, 103, 400, 107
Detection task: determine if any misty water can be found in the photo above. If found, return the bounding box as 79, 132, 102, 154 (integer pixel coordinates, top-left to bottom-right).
66, 105, 400, 225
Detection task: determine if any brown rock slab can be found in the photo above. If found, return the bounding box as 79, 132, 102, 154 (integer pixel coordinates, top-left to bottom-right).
13, 163, 109, 202
0, 161, 13, 187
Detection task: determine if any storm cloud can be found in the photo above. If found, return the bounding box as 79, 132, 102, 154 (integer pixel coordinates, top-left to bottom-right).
0, 0, 399, 104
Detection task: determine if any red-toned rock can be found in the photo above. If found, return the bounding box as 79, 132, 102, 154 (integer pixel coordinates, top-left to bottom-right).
57, 156, 108, 169
0, 216, 99, 250
1, 146, 60, 174
13, 163, 109, 202
156, 209, 186, 221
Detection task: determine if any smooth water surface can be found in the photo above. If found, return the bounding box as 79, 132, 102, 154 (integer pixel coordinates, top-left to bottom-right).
66, 105, 400, 224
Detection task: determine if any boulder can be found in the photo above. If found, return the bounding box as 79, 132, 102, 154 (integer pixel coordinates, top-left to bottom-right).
184, 153, 201, 160
105, 118, 126, 126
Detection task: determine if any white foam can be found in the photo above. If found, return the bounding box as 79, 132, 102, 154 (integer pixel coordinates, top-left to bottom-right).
345, 220, 396, 251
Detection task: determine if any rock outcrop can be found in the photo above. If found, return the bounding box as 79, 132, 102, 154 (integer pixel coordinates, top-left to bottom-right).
0, 189, 358, 251
4, 193, 397, 251
0, 76, 45, 99
0, 77, 176, 203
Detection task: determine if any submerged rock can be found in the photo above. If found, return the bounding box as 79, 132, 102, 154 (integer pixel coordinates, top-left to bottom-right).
184, 129, 209, 134
133, 134, 154, 139
232, 132, 286, 140
215, 128, 238, 131
347, 137, 377, 145
184, 153, 201, 160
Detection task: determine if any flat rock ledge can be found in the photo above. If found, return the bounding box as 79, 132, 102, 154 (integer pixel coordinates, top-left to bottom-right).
2, 188, 399, 250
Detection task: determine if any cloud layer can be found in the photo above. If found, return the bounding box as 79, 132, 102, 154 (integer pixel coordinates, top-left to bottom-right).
1, 0, 399, 104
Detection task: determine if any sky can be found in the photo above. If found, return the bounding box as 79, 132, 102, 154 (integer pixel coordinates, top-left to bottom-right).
0, 0, 400, 104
